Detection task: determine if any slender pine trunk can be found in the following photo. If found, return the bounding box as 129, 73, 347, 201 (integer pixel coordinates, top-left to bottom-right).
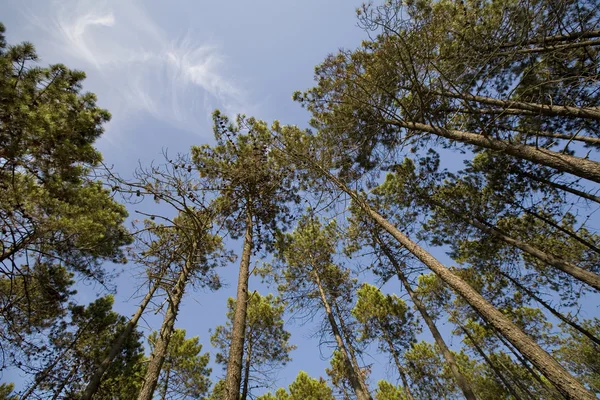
333, 301, 372, 397
457, 323, 522, 400
159, 362, 171, 400
137, 245, 195, 400
223, 209, 253, 400
521, 172, 600, 204
240, 337, 252, 400
313, 270, 373, 400
429, 198, 600, 291
321, 171, 595, 399
50, 364, 77, 400
387, 120, 600, 184
382, 330, 415, 400
500, 271, 600, 346
378, 240, 477, 400
21, 321, 92, 400
82, 277, 163, 400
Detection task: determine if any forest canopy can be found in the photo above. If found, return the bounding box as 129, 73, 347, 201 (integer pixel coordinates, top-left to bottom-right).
1, 0, 600, 399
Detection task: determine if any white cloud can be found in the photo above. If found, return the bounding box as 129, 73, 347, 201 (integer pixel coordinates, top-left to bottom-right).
27, 0, 251, 137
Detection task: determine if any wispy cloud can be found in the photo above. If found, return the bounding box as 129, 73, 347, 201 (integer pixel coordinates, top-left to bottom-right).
24, 0, 251, 137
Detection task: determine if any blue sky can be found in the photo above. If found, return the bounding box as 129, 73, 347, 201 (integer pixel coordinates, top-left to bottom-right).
1, 0, 393, 395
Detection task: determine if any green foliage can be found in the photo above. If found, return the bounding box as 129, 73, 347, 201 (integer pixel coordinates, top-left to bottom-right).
256, 371, 335, 400
352, 283, 415, 348
0, 383, 17, 400
556, 319, 600, 394
148, 329, 212, 399
191, 112, 299, 249
211, 292, 295, 393
374, 380, 408, 400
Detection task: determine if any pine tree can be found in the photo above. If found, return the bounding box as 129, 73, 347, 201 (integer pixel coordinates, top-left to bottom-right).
211, 293, 295, 400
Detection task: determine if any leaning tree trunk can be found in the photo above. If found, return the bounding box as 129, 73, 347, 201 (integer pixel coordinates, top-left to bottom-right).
82, 275, 164, 400
499, 270, 600, 346
223, 209, 254, 400
240, 333, 253, 400
137, 245, 196, 400
322, 171, 595, 400
333, 301, 372, 398
313, 270, 373, 400
428, 198, 600, 291
387, 120, 600, 184
456, 321, 522, 400
381, 329, 415, 400
520, 171, 600, 205
378, 239, 477, 400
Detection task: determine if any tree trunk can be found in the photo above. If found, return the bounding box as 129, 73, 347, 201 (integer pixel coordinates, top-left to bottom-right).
240, 334, 252, 400
313, 270, 373, 400
82, 277, 163, 400
223, 210, 253, 400
378, 239, 477, 400
387, 120, 600, 184
160, 362, 171, 400
21, 321, 92, 400
382, 330, 415, 400
137, 245, 196, 400
50, 364, 77, 400
521, 172, 600, 205
420, 88, 600, 121
506, 200, 600, 256
500, 271, 600, 346
333, 301, 372, 397
322, 171, 595, 399
503, 126, 600, 146
457, 323, 522, 400
429, 198, 600, 291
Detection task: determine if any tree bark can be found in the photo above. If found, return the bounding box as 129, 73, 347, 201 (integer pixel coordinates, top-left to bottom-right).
387, 120, 600, 184
21, 320, 92, 400
240, 333, 252, 400
333, 301, 372, 398
381, 329, 415, 400
223, 209, 253, 400
322, 171, 595, 400
429, 198, 600, 291
313, 269, 373, 400
499, 270, 600, 346
521, 172, 600, 204
422, 88, 600, 121
137, 244, 196, 400
378, 239, 478, 400
82, 276, 163, 400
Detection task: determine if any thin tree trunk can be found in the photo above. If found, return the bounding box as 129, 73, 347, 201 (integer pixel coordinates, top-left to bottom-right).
313, 269, 373, 400
498, 30, 600, 48
159, 362, 171, 400
321, 171, 595, 400
223, 209, 253, 400
386, 120, 600, 184
21, 321, 92, 400
506, 200, 600, 256
378, 239, 477, 400
504, 127, 600, 146
522, 172, 600, 204
421, 88, 600, 121
499, 271, 600, 346
137, 244, 196, 400
382, 330, 415, 400
82, 276, 163, 400
428, 198, 600, 291
49, 364, 77, 400
240, 334, 252, 400
457, 323, 522, 400
333, 301, 372, 397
